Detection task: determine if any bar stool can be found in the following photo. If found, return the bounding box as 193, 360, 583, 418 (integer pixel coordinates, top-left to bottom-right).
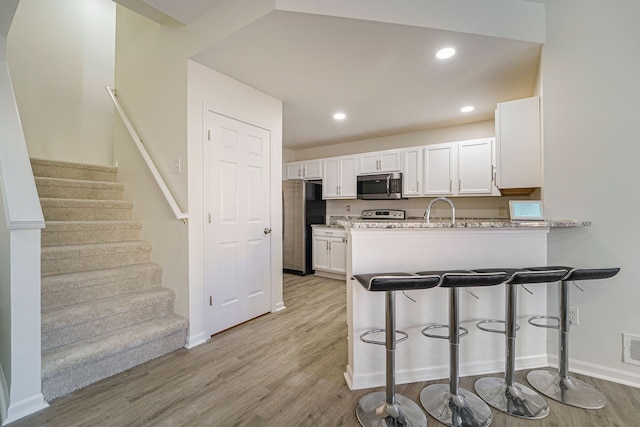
526, 266, 620, 409
353, 272, 441, 427
418, 270, 508, 427
473, 267, 569, 419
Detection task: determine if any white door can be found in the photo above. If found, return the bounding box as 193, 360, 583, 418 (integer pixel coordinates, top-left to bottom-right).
424, 143, 455, 195
205, 111, 271, 336
458, 138, 494, 195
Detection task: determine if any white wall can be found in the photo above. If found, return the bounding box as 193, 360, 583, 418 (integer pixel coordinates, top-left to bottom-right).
187, 60, 283, 346
543, 0, 640, 386
7, 0, 115, 166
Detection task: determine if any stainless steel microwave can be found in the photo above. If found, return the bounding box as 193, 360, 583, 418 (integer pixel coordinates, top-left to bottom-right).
357, 172, 404, 200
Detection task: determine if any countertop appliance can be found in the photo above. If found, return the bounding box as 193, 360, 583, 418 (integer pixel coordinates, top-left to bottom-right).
361, 209, 406, 220
357, 172, 404, 200
283, 180, 326, 275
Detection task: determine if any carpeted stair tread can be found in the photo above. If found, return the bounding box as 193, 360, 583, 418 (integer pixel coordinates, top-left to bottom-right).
41, 314, 188, 379
42, 287, 175, 332
31, 158, 117, 182
40, 198, 133, 221
35, 176, 125, 200
42, 220, 142, 246
41, 263, 163, 309
42, 262, 162, 294
41, 241, 152, 276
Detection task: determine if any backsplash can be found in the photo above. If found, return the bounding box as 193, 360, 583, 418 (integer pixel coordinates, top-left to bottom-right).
325, 194, 539, 224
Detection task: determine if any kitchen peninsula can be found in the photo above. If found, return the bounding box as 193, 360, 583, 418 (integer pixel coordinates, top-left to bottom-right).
332, 216, 589, 390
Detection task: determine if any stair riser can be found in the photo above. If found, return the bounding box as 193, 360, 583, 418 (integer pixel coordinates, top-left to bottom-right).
42, 248, 151, 276
42, 206, 132, 221
42, 329, 186, 401
36, 184, 125, 201
43, 299, 175, 351
42, 272, 163, 310
31, 162, 117, 183
42, 227, 142, 246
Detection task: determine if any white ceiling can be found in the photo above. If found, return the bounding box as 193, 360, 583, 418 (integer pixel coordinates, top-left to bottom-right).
114, 3, 542, 150
192, 11, 542, 150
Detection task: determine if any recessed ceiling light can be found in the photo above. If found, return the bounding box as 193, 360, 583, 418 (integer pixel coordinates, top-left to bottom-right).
460, 106, 474, 113
436, 47, 456, 59
333, 112, 346, 120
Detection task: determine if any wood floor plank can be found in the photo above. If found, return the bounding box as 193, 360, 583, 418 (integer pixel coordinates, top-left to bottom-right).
9, 273, 640, 426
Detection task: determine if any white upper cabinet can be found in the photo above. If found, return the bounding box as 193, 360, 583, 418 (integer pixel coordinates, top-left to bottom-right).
458, 138, 499, 195
401, 147, 422, 197
323, 156, 357, 199
495, 96, 541, 189
285, 159, 322, 180
424, 143, 455, 195
358, 149, 401, 174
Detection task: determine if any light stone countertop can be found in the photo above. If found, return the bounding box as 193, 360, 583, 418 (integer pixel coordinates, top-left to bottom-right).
331, 216, 591, 229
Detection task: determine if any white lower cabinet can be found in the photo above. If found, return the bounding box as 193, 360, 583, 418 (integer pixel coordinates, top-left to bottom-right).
312, 227, 347, 279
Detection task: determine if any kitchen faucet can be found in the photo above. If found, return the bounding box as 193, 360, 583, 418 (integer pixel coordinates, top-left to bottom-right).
424, 196, 456, 224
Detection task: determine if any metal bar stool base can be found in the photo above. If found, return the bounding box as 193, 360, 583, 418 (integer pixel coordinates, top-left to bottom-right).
474, 377, 549, 419
527, 370, 606, 409
356, 391, 427, 427
420, 384, 492, 427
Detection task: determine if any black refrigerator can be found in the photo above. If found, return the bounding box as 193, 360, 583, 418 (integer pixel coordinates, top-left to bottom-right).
282, 179, 326, 275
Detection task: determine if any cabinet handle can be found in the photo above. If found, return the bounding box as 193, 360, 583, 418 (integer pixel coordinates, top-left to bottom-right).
459, 178, 461, 191
417, 181, 419, 192
303, 165, 307, 178
449, 180, 452, 193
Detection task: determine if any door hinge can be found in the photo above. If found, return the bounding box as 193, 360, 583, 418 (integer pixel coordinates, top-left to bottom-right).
208, 130, 211, 141
208, 213, 212, 223
209, 295, 212, 306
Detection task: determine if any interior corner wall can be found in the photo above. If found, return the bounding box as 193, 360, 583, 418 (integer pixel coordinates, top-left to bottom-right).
187, 60, 283, 344
542, 0, 640, 386
6, 0, 116, 166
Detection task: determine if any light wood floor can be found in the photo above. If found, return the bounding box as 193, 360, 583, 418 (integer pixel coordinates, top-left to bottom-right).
11, 274, 640, 426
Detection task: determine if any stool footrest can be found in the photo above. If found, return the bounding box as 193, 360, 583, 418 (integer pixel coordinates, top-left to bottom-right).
528, 315, 560, 329
421, 324, 469, 340
476, 319, 520, 334
360, 328, 409, 346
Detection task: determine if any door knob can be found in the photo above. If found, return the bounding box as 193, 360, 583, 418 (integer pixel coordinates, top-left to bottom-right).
263, 227, 272, 235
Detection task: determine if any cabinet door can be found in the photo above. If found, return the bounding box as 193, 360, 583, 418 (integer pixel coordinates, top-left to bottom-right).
313, 237, 331, 271
303, 160, 322, 179
329, 237, 347, 273
286, 162, 303, 180
458, 139, 494, 195
323, 159, 340, 198
379, 150, 401, 172
402, 147, 422, 197
496, 96, 541, 188
339, 157, 357, 198
424, 143, 455, 195
359, 153, 380, 174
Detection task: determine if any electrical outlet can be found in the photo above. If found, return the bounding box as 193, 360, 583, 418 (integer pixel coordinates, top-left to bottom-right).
169, 158, 181, 174
569, 306, 579, 325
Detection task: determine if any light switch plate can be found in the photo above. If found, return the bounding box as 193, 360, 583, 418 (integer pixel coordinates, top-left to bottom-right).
169, 158, 181, 174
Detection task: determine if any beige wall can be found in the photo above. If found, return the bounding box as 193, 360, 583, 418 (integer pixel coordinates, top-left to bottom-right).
543, 0, 640, 385
291, 120, 494, 161
7, 0, 115, 166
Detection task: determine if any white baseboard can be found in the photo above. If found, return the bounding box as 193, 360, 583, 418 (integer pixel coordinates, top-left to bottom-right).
547, 355, 640, 389
185, 332, 208, 349
2, 392, 48, 426
346, 354, 549, 391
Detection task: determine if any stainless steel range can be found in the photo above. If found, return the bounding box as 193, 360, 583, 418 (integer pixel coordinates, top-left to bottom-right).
361, 209, 406, 220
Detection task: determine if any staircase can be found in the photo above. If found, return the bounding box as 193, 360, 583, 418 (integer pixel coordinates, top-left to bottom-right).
32, 158, 188, 401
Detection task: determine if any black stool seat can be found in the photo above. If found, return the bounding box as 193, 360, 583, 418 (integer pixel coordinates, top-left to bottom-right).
352, 272, 441, 427
473, 267, 568, 420
526, 266, 620, 409
418, 269, 507, 427
354, 272, 441, 292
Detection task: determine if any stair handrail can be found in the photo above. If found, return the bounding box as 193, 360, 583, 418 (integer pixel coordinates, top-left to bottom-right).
106, 86, 188, 223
